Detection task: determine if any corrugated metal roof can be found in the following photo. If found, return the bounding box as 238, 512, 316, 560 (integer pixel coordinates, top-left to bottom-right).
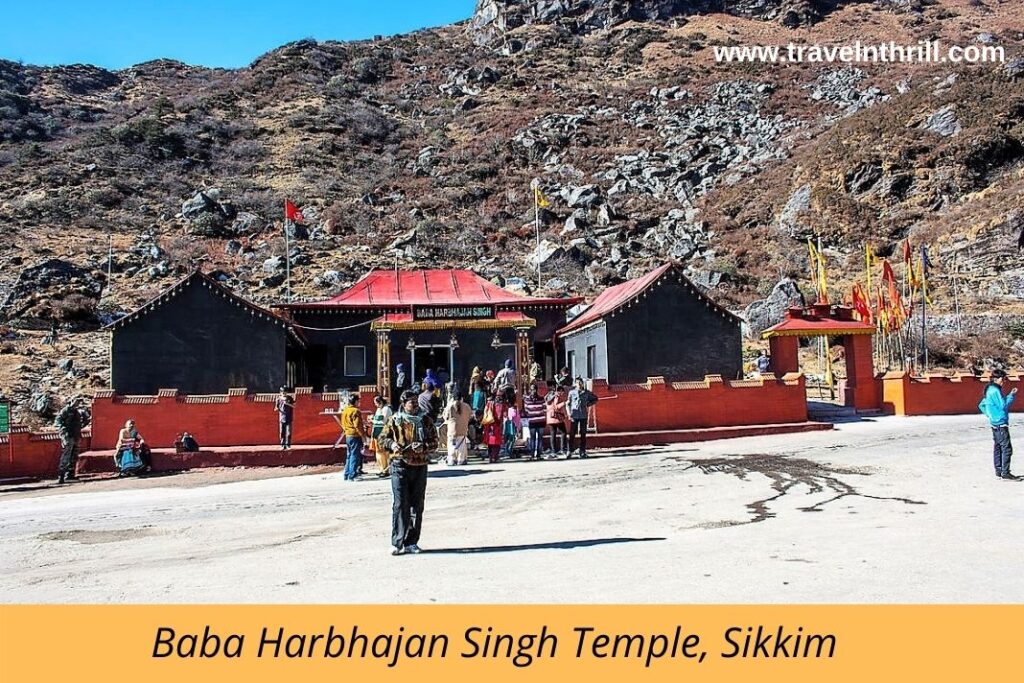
278, 269, 579, 309
557, 263, 739, 337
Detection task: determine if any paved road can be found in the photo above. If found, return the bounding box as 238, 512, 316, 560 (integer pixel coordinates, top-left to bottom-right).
1, 415, 1022, 603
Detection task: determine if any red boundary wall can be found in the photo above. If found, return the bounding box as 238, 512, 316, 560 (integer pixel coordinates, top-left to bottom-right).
880, 371, 1024, 416
90, 387, 378, 450
590, 373, 808, 433
0, 427, 92, 480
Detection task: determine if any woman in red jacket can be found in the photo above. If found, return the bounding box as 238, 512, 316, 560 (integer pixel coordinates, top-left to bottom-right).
481, 392, 508, 464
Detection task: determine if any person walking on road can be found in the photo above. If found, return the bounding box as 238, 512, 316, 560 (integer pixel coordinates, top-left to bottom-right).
979, 369, 1020, 481
378, 390, 439, 555
567, 378, 598, 459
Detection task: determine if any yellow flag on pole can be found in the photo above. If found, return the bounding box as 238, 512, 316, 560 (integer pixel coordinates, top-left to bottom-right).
534, 187, 550, 209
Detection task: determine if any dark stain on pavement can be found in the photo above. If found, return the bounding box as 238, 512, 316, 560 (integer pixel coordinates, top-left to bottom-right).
668, 453, 926, 525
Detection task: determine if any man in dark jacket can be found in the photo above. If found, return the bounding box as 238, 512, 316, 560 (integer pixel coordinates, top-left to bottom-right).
418, 381, 441, 420
393, 363, 407, 408
55, 397, 86, 484
378, 390, 439, 555
566, 378, 598, 459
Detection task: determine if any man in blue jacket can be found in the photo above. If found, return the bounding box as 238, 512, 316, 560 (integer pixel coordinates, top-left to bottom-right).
979, 369, 1019, 480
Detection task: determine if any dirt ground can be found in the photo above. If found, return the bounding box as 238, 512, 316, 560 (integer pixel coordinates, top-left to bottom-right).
1, 414, 1022, 604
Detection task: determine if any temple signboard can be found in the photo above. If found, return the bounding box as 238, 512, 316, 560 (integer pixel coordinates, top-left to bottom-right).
412, 305, 495, 321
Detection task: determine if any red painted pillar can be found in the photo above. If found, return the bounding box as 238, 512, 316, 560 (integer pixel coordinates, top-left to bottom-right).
842, 334, 880, 410
768, 336, 799, 375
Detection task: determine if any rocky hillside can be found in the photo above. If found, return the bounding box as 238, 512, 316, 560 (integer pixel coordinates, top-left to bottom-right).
1, 0, 1023, 425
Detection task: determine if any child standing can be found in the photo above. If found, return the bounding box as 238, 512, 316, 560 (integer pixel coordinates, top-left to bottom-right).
503, 402, 522, 458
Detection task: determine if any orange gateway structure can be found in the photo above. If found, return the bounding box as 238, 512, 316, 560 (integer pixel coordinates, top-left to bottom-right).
762, 304, 879, 411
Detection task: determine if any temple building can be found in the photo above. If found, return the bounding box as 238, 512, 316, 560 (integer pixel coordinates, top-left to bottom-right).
106, 265, 744, 397
107, 272, 306, 394
556, 263, 743, 383
274, 269, 581, 398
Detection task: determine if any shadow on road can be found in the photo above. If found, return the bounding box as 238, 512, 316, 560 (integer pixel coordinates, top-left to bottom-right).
422, 537, 666, 554
427, 468, 495, 478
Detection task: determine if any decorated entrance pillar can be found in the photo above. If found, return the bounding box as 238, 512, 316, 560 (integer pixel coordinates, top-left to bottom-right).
768, 335, 800, 375
842, 333, 880, 410
376, 328, 392, 403
515, 326, 532, 407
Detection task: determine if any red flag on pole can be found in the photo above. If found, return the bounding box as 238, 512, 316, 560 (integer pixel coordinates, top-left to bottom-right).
285, 199, 304, 223
852, 283, 872, 324
881, 259, 896, 286
902, 239, 912, 264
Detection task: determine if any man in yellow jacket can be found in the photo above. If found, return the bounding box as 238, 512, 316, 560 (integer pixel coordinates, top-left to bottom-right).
341, 393, 366, 481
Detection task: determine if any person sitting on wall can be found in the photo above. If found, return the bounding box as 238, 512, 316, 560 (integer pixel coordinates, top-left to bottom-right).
175, 432, 200, 453
274, 387, 294, 450
114, 419, 150, 475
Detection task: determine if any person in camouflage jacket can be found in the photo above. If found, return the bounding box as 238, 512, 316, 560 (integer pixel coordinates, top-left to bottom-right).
377, 390, 439, 555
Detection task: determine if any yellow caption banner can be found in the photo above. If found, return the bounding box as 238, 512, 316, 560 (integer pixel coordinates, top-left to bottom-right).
0, 605, 1018, 681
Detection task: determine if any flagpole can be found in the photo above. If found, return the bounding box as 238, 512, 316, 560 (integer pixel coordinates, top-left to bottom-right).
920, 247, 928, 372
952, 254, 962, 337
285, 218, 292, 303
531, 178, 541, 288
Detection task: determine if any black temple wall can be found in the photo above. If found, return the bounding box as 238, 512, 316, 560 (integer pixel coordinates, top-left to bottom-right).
111, 282, 287, 394
605, 278, 741, 382
563, 277, 742, 384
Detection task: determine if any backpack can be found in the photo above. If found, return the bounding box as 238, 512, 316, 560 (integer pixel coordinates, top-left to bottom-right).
480, 403, 496, 427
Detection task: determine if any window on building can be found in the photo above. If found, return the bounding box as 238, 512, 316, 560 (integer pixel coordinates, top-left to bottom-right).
586, 345, 597, 379
344, 346, 367, 377
567, 350, 576, 379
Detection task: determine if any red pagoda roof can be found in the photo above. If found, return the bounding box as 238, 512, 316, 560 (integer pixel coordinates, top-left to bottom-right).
557, 263, 740, 336
277, 269, 579, 310
762, 306, 875, 338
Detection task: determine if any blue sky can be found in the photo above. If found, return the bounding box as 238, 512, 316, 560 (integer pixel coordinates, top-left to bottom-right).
1, 0, 477, 70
